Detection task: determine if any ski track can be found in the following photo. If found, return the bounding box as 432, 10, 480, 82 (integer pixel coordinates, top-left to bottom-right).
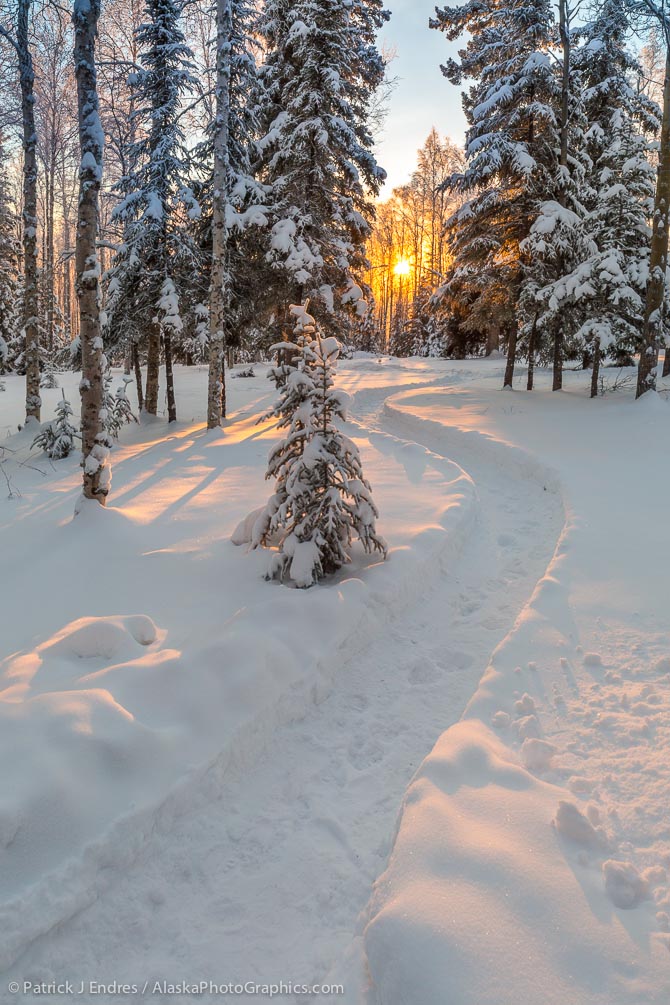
9, 375, 564, 1002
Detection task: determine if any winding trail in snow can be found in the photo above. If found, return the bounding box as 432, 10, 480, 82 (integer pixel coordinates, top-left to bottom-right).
9, 373, 564, 1002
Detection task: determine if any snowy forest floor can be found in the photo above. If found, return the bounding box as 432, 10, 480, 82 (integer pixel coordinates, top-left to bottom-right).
1, 358, 670, 1004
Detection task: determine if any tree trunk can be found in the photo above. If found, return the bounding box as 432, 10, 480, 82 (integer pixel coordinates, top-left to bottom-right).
132, 342, 143, 412
663, 344, 670, 378
552, 0, 571, 392
16, 0, 41, 423
145, 327, 160, 414
526, 313, 538, 391
485, 325, 499, 356
73, 0, 108, 505
46, 124, 56, 354
552, 321, 563, 391
164, 332, 177, 422
637, 50, 670, 398
207, 0, 232, 429
590, 339, 601, 399
503, 326, 517, 389
62, 206, 71, 334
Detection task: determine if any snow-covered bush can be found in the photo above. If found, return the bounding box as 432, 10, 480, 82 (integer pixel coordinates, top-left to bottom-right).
40, 368, 59, 389
253, 304, 387, 588
31, 391, 80, 459
103, 371, 138, 439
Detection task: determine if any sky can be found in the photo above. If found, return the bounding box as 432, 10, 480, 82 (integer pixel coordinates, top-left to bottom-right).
376, 0, 466, 193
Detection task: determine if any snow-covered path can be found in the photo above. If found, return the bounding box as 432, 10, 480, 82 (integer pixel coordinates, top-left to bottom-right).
6, 373, 563, 1001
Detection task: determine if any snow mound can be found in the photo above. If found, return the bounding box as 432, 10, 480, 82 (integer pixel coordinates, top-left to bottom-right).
44, 614, 157, 659
230, 506, 266, 546
351, 719, 667, 1004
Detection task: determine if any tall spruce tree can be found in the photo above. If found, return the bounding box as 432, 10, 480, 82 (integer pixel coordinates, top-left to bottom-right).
206, 0, 266, 428
0, 0, 41, 420
0, 136, 19, 374
107, 0, 200, 421
532, 2, 658, 395
258, 0, 388, 329
432, 0, 558, 388
624, 0, 670, 395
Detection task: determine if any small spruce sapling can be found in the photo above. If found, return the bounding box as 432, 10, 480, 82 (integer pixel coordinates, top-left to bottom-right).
102, 369, 138, 439
252, 303, 318, 548
31, 390, 80, 459
253, 303, 387, 587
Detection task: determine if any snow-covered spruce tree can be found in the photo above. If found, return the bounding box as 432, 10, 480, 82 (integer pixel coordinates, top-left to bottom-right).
431, 0, 559, 388
206, 0, 266, 428
537, 3, 658, 396
108, 0, 201, 421
253, 302, 318, 546
0, 136, 20, 374
253, 304, 386, 588
31, 390, 80, 459
102, 367, 139, 438
73, 0, 111, 505
519, 4, 657, 392
1, 0, 41, 421
624, 0, 670, 395
257, 0, 388, 329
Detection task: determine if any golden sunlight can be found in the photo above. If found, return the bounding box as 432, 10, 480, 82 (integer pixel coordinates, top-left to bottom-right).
393, 259, 412, 277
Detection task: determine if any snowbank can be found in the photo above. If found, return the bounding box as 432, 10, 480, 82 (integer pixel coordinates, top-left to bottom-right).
0, 367, 478, 971
343, 372, 670, 1004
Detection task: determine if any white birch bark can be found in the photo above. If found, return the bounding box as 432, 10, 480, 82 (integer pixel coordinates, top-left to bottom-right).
73, 0, 109, 505
207, 0, 232, 429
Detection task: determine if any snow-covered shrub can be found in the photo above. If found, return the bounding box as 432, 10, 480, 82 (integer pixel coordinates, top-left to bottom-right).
40, 368, 59, 389
253, 303, 387, 588
103, 371, 138, 439
31, 391, 80, 459
233, 366, 256, 378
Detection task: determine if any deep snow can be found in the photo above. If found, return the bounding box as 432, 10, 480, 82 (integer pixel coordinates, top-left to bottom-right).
0, 358, 669, 1004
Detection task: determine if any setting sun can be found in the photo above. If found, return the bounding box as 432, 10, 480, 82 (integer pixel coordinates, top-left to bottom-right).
393, 259, 412, 277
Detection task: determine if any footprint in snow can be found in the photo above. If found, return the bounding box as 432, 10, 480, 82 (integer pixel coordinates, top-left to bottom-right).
408, 658, 441, 685
347, 735, 385, 770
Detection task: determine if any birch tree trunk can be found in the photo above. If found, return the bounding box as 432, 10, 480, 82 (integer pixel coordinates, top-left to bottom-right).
165, 331, 177, 423
73, 0, 109, 505
17, 0, 41, 424
207, 0, 232, 429
637, 50, 670, 398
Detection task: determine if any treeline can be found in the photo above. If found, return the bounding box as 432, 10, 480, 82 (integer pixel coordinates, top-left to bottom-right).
365, 0, 670, 393
364, 129, 466, 357
429, 0, 669, 396
0, 0, 389, 504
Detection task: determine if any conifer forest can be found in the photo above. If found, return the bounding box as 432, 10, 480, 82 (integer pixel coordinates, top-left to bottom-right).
1, 0, 670, 1001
